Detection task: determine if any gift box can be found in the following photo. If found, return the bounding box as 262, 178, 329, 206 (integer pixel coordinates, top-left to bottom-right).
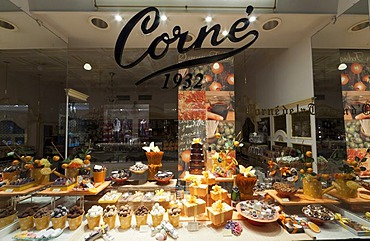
210, 188, 228, 201
201, 171, 216, 185
182, 198, 206, 217
206, 203, 233, 226
189, 184, 208, 197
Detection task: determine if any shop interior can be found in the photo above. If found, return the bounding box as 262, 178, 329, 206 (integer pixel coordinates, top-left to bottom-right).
0, 0, 369, 240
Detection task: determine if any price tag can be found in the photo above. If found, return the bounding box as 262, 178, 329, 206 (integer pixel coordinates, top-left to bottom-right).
52, 188, 60, 193
223, 229, 233, 237
5, 189, 13, 193
187, 221, 199, 232
86, 183, 95, 189
139, 225, 150, 233
282, 198, 290, 202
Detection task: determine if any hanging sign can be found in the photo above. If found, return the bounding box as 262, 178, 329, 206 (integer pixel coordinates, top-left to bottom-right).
114, 6, 259, 86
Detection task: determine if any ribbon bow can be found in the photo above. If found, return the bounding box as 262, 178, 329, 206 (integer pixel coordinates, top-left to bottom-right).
212, 200, 224, 212
155, 189, 165, 196
202, 171, 209, 179
191, 179, 201, 187
334, 213, 350, 224
212, 185, 222, 193
188, 195, 197, 204
192, 138, 201, 144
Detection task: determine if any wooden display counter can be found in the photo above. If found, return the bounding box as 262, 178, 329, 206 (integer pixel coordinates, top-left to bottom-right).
0, 183, 52, 197
327, 188, 370, 205
117, 179, 177, 192
266, 189, 340, 206
38, 181, 111, 196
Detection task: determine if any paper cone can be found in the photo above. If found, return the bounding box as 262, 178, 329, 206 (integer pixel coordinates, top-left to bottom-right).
68, 212, 84, 230
135, 214, 147, 227
52, 215, 67, 229
19, 216, 34, 230
0, 213, 17, 229
151, 214, 164, 227
119, 215, 132, 230
86, 215, 101, 230
103, 214, 116, 230
168, 214, 180, 227
34, 215, 50, 230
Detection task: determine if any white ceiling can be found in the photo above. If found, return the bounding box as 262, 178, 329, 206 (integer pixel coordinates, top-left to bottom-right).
0, 0, 369, 90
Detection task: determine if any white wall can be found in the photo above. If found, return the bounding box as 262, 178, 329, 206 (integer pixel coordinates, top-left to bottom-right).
254, 37, 314, 108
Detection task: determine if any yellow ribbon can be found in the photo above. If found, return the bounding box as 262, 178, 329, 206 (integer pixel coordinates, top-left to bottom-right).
211, 200, 224, 212
202, 171, 209, 179
192, 138, 201, 144
155, 189, 165, 196
188, 195, 197, 204
190, 179, 201, 187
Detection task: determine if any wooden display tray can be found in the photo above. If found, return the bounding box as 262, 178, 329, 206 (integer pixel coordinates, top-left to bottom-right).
38, 181, 111, 196
98, 192, 122, 204
266, 189, 340, 205
0, 183, 52, 196
327, 188, 370, 204
117, 179, 177, 192
3, 182, 35, 192
50, 182, 76, 191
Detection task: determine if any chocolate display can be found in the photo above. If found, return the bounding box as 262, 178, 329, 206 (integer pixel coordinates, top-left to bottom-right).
111, 169, 131, 179
302, 205, 334, 222
53, 177, 75, 186
51, 205, 68, 218
168, 207, 181, 216
0, 206, 16, 218
33, 207, 50, 218
118, 205, 132, 217
135, 205, 149, 216
189, 139, 205, 175
239, 200, 277, 220
18, 206, 39, 218
129, 163, 148, 173
9, 177, 34, 185
273, 182, 297, 197
154, 171, 173, 180
67, 205, 84, 219
103, 205, 117, 218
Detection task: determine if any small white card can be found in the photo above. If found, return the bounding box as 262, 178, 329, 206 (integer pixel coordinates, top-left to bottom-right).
223, 229, 233, 237
139, 225, 150, 233
5, 189, 13, 193
86, 183, 94, 188
52, 188, 60, 193
282, 198, 290, 202
187, 221, 199, 232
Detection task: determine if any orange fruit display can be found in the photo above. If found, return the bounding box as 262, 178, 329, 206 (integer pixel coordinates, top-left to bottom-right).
53, 155, 60, 161
351, 63, 363, 74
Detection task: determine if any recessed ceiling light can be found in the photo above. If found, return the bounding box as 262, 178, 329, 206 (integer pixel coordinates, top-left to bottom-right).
338, 63, 347, 70
348, 20, 369, 32
0, 19, 17, 31
115, 14, 123, 22
160, 15, 167, 21
205, 16, 212, 23
89, 17, 109, 30
84, 63, 92, 71
213, 63, 220, 70
249, 16, 257, 22
222, 30, 228, 36
261, 18, 281, 31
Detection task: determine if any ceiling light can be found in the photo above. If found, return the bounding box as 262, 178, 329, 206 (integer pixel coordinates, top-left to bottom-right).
348, 20, 369, 32
205, 16, 212, 23
262, 18, 281, 31
222, 30, 228, 36
84, 63, 92, 71
160, 15, 167, 21
115, 14, 123, 22
249, 16, 257, 22
89, 17, 109, 30
338, 63, 347, 70
0, 19, 17, 31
